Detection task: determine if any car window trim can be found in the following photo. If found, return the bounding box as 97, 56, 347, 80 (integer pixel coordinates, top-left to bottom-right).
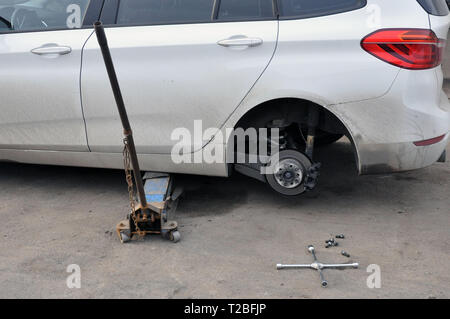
0, 0, 102, 35
212, 0, 220, 20
0, 26, 95, 35
99, 17, 278, 30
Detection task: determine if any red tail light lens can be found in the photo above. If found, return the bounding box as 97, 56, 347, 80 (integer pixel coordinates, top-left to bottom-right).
413, 134, 446, 146
361, 29, 446, 70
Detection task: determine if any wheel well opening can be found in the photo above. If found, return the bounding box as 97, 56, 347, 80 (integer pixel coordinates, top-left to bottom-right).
235, 98, 344, 134
232, 98, 359, 169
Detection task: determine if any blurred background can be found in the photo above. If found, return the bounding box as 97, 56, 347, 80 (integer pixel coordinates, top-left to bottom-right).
444, 33, 450, 96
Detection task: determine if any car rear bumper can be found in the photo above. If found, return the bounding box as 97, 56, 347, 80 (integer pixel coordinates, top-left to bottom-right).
356, 133, 448, 174
329, 68, 450, 175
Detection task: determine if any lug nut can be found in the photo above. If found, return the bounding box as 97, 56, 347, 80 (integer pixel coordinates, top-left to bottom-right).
325, 237, 340, 248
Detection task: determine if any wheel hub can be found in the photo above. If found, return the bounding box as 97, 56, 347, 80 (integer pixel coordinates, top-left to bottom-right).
274, 159, 304, 189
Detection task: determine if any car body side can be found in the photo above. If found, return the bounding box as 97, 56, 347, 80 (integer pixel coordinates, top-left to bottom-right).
224, 0, 450, 175
0, 0, 449, 178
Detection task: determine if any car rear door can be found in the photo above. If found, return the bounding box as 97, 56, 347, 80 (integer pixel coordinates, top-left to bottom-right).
0, 0, 101, 152
81, 0, 278, 154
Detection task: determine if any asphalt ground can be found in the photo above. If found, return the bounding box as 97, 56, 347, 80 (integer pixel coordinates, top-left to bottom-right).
0, 139, 448, 298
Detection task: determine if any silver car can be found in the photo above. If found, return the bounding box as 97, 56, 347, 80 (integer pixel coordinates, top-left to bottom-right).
0, 0, 449, 195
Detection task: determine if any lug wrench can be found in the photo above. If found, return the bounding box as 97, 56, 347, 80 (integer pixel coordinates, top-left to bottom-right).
277, 245, 359, 288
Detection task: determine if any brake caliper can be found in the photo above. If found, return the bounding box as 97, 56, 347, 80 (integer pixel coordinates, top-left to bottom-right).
304, 162, 322, 191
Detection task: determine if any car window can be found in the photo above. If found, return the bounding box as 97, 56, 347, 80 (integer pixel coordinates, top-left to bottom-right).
278, 0, 366, 19
417, 0, 450, 16
116, 0, 215, 25
217, 0, 274, 20
0, 0, 90, 33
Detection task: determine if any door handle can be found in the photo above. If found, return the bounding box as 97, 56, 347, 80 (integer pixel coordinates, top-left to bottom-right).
217, 36, 263, 48
31, 44, 72, 56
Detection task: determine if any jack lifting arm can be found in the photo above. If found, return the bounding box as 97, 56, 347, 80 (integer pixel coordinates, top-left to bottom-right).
93, 22, 148, 212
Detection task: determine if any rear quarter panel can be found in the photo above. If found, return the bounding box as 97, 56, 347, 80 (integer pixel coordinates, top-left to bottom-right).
225, 0, 431, 130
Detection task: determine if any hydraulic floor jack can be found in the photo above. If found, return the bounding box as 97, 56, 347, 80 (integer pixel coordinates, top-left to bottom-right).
115, 172, 181, 243
94, 22, 180, 244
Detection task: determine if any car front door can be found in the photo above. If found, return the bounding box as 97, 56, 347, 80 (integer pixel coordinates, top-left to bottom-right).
81, 0, 278, 154
0, 0, 100, 152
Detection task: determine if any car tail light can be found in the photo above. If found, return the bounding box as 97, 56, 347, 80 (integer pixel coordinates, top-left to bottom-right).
414, 134, 446, 146
361, 29, 446, 70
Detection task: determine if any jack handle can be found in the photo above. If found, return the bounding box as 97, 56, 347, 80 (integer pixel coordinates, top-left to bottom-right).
93, 21, 148, 212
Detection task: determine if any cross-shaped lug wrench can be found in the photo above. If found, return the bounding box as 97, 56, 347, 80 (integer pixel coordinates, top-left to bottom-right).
277, 245, 359, 287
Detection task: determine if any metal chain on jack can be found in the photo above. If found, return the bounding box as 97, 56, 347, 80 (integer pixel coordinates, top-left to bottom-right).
123, 138, 143, 238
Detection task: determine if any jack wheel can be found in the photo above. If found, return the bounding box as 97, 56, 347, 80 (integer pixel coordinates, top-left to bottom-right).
169, 231, 181, 243
265, 150, 312, 196
119, 231, 131, 243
